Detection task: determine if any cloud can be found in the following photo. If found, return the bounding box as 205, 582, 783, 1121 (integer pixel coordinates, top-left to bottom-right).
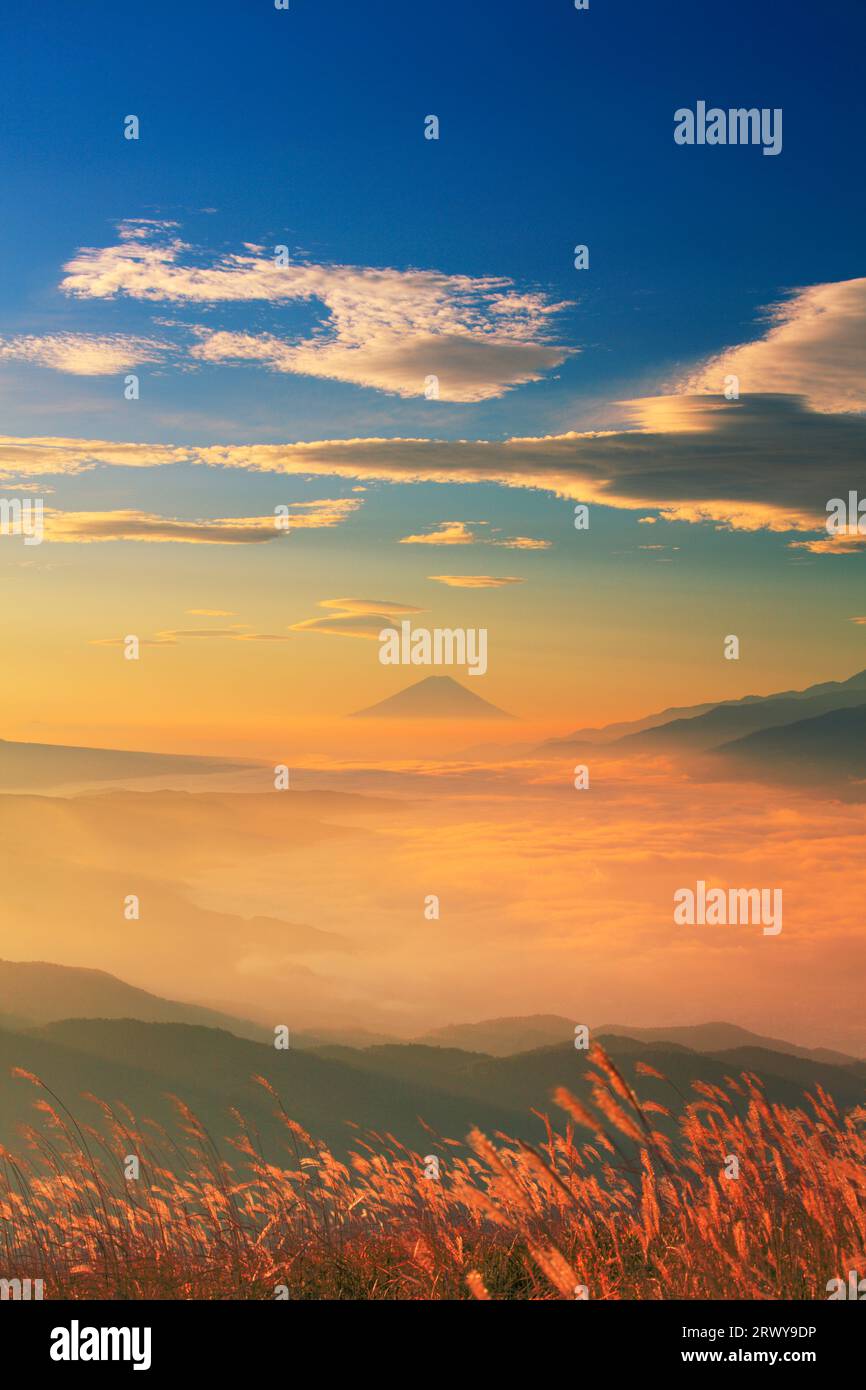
90, 635, 177, 647
2, 396, 864, 543
398, 520, 551, 549
427, 575, 525, 588
190, 328, 569, 403
44, 511, 285, 544
790, 532, 866, 555
156, 627, 248, 639
58, 222, 572, 401
38, 499, 359, 543
683, 278, 866, 413
0, 437, 191, 479
289, 614, 392, 640
279, 498, 362, 529
0, 332, 168, 375
290, 596, 424, 639
500, 535, 552, 550
399, 520, 478, 546
318, 597, 424, 615
92, 626, 296, 646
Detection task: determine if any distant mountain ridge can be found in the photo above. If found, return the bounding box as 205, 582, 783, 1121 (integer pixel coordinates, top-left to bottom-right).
0, 736, 253, 790
543, 667, 866, 754
415, 1012, 863, 1064
5, 965, 861, 1065
621, 689, 866, 754
3, 1015, 865, 1161
2, 966, 863, 1160
0, 960, 269, 1042
709, 703, 866, 782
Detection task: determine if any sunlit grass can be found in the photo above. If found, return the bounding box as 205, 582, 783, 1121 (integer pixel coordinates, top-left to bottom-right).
1, 1044, 862, 1300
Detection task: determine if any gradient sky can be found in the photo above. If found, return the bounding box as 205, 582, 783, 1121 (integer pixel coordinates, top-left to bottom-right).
1, 0, 864, 752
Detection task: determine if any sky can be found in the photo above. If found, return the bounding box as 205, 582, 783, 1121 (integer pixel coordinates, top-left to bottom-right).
0, 0, 864, 753
0, 0, 864, 1047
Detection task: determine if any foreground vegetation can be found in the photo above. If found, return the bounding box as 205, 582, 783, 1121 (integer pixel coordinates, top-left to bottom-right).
1, 1044, 862, 1299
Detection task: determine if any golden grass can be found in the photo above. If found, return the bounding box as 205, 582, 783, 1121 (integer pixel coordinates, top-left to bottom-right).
1, 1044, 864, 1300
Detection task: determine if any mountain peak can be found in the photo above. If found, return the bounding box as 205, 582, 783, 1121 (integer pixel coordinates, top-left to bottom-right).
350, 675, 512, 720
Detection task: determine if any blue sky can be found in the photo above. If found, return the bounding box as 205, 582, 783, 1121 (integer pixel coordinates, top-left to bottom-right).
1, 0, 863, 443
0, 0, 864, 741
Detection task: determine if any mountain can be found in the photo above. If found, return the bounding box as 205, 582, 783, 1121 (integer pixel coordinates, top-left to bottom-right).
542, 667, 866, 754
542, 699, 758, 750
416, 1014, 863, 1065
3, 1014, 865, 1165
618, 690, 866, 754
351, 675, 511, 720
416, 1013, 576, 1055
711, 703, 866, 783
0, 1019, 528, 1160
308, 1033, 866, 1134
293, 1025, 400, 1049
0, 960, 270, 1042
597, 1020, 861, 1068
0, 736, 253, 791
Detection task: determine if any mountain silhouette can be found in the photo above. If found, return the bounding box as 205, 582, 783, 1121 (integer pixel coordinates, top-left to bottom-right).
619, 688, 866, 754
712, 702, 866, 781
0, 736, 253, 791
542, 667, 866, 753
417, 1013, 577, 1054
351, 675, 511, 720
0, 959, 269, 1041
3, 1017, 864, 1162
416, 1013, 862, 1065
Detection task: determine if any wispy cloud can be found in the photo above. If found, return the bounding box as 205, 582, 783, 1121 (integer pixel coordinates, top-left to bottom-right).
399, 520, 551, 549
58, 222, 573, 401
317, 597, 424, 615
37, 499, 360, 544
791, 533, 866, 555
427, 575, 525, 588
0, 332, 168, 375
92, 626, 292, 646
290, 596, 424, 639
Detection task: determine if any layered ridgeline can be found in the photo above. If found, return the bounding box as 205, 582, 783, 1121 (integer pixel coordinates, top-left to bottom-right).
1, 962, 864, 1160
0, 737, 256, 791
541, 667, 866, 789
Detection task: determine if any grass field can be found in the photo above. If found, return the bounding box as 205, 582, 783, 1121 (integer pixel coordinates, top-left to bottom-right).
1, 1044, 862, 1301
